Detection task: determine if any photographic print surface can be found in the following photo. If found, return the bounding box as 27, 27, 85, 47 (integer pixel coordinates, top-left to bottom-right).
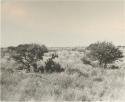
1, 0, 125, 101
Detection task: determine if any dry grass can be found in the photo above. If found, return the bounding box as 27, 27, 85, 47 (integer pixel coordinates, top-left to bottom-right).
1, 49, 125, 101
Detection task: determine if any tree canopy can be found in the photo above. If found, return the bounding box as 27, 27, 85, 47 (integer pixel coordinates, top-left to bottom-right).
87, 41, 123, 68
11, 43, 48, 72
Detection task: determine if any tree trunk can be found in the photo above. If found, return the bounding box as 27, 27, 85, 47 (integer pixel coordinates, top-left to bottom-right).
26, 64, 31, 72
99, 60, 103, 68
104, 63, 107, 68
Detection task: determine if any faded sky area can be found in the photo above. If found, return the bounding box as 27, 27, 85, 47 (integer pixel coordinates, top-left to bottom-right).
1, 0, 125, 47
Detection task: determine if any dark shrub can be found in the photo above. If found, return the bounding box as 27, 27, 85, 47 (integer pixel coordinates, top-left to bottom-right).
93, 77, 103, 82
54, 62, 64, 72
87, 41, 123, 68
11, 43, 48, 72
110, 65, 119, 69
81, 57, 91, 65
45, 58, 64, 73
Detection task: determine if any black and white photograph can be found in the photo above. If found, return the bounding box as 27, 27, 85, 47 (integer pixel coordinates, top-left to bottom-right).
1, 0, 125, 101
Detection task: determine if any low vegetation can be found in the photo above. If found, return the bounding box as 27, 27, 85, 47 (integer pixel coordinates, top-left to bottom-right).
1, 42, 125, 101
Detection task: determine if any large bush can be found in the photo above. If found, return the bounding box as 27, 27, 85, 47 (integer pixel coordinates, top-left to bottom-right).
45, 54, 64, 73
87, 41, 123, 68
11, 43, 48, 72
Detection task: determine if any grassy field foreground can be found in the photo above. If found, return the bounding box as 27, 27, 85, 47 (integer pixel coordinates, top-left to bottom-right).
1, 49, 125, 101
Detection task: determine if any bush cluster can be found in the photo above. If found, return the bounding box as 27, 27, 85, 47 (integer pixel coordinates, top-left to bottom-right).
10, 43, 64, 73
32, 54, 64, 73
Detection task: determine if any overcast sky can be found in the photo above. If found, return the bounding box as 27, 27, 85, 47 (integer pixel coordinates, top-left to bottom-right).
1, 0, 125, 47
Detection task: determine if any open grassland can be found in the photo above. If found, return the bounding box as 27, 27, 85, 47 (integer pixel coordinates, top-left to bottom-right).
1, 49, 125, 101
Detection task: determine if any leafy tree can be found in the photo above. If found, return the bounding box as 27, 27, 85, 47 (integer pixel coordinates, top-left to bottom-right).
11, 43, 48, 72
87, 41, 123, 68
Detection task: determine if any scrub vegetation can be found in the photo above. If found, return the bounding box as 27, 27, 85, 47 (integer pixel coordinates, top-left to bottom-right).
1, 42, 125, 101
